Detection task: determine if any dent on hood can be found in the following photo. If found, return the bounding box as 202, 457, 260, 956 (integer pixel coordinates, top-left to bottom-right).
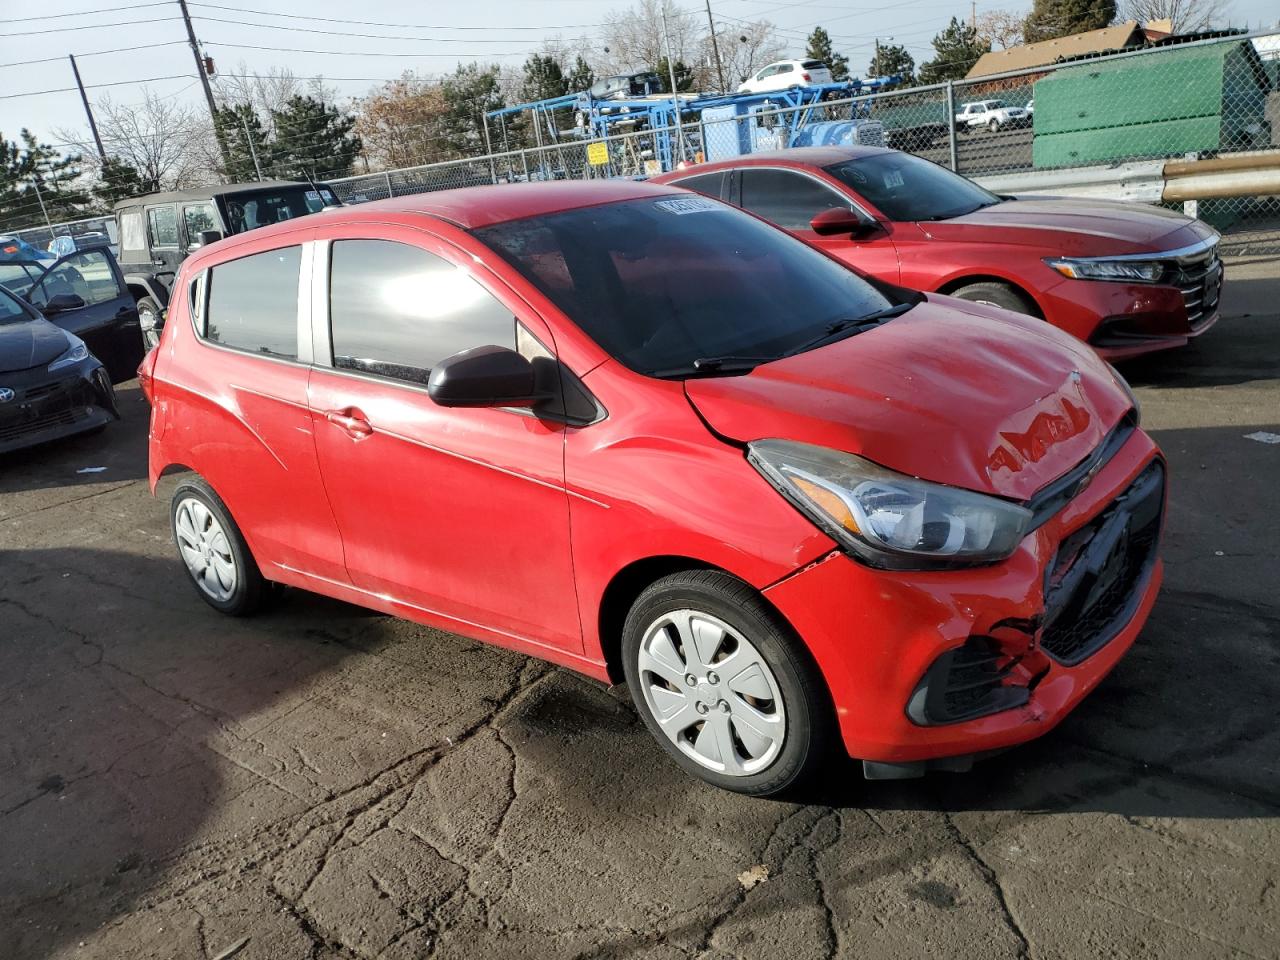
987, 371, 1099, 490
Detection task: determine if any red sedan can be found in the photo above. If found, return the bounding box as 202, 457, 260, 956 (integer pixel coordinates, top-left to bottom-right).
653, 147, 1223, 360
142, 180, 1164, 795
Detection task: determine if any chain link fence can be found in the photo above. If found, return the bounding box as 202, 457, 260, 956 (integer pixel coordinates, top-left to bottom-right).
327, 31, 1279, 251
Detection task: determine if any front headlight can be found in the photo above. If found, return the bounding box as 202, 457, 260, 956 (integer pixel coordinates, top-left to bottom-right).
48, 332, 89, 372
1045, 256, 1162, 283
748, 440, 1033, 571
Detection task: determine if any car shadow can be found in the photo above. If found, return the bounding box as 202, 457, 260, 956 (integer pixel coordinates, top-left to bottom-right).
1116, 312, 1279, 390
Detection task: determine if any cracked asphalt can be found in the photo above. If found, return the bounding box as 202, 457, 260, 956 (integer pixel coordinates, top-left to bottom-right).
2, 255, 1278, 960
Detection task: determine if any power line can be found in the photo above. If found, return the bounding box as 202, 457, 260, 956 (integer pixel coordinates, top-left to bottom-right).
192, 15, 595, 45
1, 40, 190, 69
0, 74, 196, 100
187, 3, 604, 32
4, 2, 172, 23
201, 40, 551, 58
0, 16, 185, 37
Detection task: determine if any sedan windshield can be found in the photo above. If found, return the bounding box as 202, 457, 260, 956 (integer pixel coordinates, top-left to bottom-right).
473, 195, 903, 377
825, 152, 999, 222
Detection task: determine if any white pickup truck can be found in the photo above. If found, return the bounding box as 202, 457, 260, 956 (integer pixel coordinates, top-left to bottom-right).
954, 99, 1031, 132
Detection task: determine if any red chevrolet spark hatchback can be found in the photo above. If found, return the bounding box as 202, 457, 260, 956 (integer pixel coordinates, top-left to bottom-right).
654, 147, 1223, 359
143, 180, 1165, 795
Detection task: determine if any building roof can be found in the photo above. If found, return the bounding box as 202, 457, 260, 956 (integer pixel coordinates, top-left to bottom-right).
966, 21, 1148, 79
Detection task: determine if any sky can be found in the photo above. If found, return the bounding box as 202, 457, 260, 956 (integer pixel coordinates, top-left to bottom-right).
3, 0, 1279, 152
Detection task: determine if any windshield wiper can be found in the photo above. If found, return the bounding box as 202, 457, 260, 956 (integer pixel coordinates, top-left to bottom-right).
649, 356, 774, 378
783, 302, 915, 358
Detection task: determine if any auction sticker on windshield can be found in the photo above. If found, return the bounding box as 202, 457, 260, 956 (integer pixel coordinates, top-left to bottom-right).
654, 197, 720, 215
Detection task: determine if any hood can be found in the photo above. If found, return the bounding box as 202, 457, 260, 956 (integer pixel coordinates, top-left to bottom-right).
684, 298, 1131, 501
0, 316, 70, 372
919, 197, 1216, 258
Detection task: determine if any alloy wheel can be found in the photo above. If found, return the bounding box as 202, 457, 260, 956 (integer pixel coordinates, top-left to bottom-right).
174, 497, 237, 602
636, 609, 786, 776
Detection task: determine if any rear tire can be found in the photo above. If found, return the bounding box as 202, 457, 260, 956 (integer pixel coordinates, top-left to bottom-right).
170, 477, 269, 616
621, 570, 834, 797
950, 281, 1037, 317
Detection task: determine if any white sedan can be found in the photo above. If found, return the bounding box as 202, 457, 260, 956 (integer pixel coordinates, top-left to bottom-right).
737, 59, 834, 94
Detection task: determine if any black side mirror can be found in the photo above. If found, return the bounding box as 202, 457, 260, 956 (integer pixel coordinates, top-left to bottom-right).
195, 230, 223, 247
809, 206, 878, 238
427, 345, 545, 408
42, 293, 86, 314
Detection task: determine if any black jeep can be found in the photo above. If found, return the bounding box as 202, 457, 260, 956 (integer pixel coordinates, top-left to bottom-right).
114, 180, 341, 347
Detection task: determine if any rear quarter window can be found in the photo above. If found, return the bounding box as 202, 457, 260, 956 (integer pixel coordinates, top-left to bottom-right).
204, 246, 301, 360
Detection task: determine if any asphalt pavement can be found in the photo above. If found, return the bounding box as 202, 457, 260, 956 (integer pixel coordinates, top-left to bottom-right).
1, 257, 1277, 960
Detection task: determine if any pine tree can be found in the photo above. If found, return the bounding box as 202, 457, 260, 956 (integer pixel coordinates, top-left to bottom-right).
869, 43, 916, 84
0, 129, 85, 229
805, 27, 850, 81
214, 104, 270, 182
270, 95, 362, 180
94, 157, 157, 206
440, 63, 505, 158
654, 57, 695, 93
918, 17, 991, 83
1023, 0, 1117, 43
520, 54, 570, 104
567, 56, 596, 94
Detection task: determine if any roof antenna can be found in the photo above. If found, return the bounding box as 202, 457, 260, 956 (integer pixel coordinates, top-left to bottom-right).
302, 166, 339, 208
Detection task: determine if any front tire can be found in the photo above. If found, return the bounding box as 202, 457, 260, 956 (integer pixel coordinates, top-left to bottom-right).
621, 570, 833, 796
950, 281, 1037, 316
171, 477, 268, 616
988, 118, 1001, 132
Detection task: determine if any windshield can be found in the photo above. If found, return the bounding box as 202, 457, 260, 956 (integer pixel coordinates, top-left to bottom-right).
473, 195, 899, 377
222, 186, 337, 234
825, 153, 999, 222
0, 286, 33, 325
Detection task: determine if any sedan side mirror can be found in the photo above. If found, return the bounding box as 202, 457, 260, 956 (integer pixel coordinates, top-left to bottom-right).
42, 293, 87, 314
428, 345, 545, 408
809, 207, 878, 238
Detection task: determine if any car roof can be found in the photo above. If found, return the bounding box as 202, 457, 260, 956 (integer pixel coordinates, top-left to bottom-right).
653, 145, 893, 178
112, 180, 326, 211
197, 179, 687, 253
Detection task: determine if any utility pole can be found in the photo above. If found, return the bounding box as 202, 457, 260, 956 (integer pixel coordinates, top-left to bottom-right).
177, 0, 230, 166
971, 0, 977, 29
68, 55, 107, 164
874, 38, 880, 76
234, 110, 263, 180
704, 0, 726, 92
30, 176, 53, 232
661, 5, 687, 164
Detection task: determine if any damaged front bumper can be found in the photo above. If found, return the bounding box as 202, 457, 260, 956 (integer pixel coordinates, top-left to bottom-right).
763, 427, 1165, 777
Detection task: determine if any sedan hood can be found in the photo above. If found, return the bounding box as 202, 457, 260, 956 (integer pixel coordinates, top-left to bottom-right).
920, 197, 1216, 258
684, 298, 1131, 501
0, 317, 68, 372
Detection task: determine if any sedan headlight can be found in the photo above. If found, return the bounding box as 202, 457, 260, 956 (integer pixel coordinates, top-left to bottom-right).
48, 332, 89, 372
1045, 256, 1162, 283
748, 440, 1033, 570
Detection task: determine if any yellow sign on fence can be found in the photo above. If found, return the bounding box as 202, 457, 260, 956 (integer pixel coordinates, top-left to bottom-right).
587, 142, 609, 166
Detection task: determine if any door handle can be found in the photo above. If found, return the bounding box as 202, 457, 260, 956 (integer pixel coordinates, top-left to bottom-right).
152, 258, 166, 266
324, 408, 372, 439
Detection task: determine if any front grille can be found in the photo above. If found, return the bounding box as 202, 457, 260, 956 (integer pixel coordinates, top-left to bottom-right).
0, 408, 78, 444
1169, 251, 1222, 327
22, 381, 64, 402
1040, 460, 1165, 664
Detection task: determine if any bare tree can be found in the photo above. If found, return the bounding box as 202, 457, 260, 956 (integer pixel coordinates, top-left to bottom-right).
713, 21, 787, 86
354, 74, 453, 170
56, 88, 215, 193
1119, 0, 1231, 32
598, 0, 702, 78
211, 62, 338, 139
975, 9, 1026, 49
